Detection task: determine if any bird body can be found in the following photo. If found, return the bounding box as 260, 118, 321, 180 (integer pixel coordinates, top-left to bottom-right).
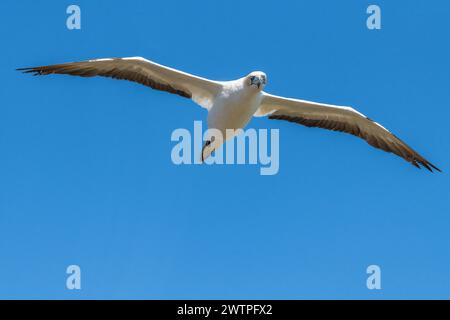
203, 76, 264, 160
209, 77, 263, 136
18, 57, 440, 172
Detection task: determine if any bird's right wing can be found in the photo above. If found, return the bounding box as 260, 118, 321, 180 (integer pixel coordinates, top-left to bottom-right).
18, 57, 223, 110
255, 92, 440, 172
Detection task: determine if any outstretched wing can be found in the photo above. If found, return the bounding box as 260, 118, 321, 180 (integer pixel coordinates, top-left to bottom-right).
18, 57, 222, 109
256, 92, 440, 172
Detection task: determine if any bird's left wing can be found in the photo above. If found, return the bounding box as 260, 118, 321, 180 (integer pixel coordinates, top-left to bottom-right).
18, 57, 222, 109
255, 92, 440, 172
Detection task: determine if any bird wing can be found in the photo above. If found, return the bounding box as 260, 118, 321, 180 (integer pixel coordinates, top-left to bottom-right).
18, 57, 222, 110
255, 92, 440, 172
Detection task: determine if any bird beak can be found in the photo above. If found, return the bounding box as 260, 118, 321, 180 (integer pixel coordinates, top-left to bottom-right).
250, 76, 262, 89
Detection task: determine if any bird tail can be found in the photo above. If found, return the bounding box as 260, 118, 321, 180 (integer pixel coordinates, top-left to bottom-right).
201, 140, 215, 163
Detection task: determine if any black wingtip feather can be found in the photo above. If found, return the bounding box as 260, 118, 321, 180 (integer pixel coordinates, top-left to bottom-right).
16, 67, 41, 75
414, 159, 441, 173
428, 162, 442, 173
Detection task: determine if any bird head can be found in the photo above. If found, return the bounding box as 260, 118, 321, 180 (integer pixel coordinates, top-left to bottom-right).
246, 71, 267, 90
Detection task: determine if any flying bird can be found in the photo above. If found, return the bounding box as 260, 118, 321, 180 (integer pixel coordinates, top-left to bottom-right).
18, 57, 440, 172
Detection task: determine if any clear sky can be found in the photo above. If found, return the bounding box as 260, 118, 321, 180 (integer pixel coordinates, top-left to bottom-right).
0, 0, 449, 299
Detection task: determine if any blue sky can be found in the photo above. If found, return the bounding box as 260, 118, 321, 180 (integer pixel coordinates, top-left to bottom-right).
0, 0, 449, 299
